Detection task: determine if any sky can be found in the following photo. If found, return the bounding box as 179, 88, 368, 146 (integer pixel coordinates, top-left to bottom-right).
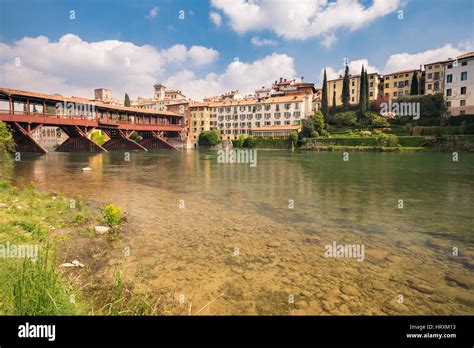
0, 0, 473, 101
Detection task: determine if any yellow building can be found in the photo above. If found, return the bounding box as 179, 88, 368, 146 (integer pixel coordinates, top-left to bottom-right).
424, 61, 445, 95
382, 69, 422, 99
327, 72, 381, 106
189, 101, 211, 145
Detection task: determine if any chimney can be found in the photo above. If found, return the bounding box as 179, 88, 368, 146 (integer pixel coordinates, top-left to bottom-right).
284, 78, 287, 82
280, 77, 283, 83
301, 76, 304, 82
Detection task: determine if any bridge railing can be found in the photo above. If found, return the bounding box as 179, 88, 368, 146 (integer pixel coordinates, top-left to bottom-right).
0, 109, 184, 127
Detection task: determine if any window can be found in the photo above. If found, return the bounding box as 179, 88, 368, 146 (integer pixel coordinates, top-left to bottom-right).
265, 121, 271, 126
274, 121, 281, 125
461, 72, 467, 81
427, 84, 432, 90
273, 112, 280, 119
248, 114, 254, 120
369, 92, 373, 97
461, 87, 467, 94
265, 105, 271, 111
370, 82, 374, 87
446, 89, 452, 96
434, 72, 440, 80
405, 80, 409, 86
385, 83, 389, 88
351, 89, 354, 94
446, 101, 451, 107
393, 82, 397, 88
447, 64, 453, 69
351, 97, 354, 102
460, 100, 466, 106
460, 110, 466, 115
428, 66, 432, 70
462, 61, 467, 66
351, 81, 355, 86
394, 92, 398, 97
446, 74, 453, 83
428, 73, 432, 79
240, 114, 246, 120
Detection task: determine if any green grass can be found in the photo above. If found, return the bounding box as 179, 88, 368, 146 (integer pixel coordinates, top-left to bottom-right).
0, 180, 92, 315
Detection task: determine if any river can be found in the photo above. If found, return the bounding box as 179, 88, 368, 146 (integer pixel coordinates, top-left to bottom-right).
12, 150, 474, 315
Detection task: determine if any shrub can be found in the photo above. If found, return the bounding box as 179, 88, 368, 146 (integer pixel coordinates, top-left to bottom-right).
243, 136, 258, 148
448, 114, 474, 126
416, 117, 440, 126
420, 126, 464, 136
198, 130, 221, 147
331, 111, 357, 126
102, 204, 123, 227
398, 136, 430, 147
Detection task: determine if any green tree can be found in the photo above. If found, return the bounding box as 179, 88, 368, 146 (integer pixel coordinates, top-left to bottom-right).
90, 130, 107, 146
321, 69, 329, 122
198, 130, 221, 146
341, 65, 350, 110
365, 70, 370, 111
358, 65, 367, 120
313, 111, 325, 134
0, 122, 15, 179
332, 90, 337, 113
124, 93, 131, 107
410, 72, 419, 95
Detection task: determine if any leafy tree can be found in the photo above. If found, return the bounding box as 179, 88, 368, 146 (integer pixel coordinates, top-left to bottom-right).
198, 130, 221, 146
313, 111, 325, 134
289, 131, 299, 149
341, 64, 350, 110
0, 122, 15, 179
410, 72, 419, 95
321, 69, 329, 122
332, 111, 357, 126
124, 93, 131, 107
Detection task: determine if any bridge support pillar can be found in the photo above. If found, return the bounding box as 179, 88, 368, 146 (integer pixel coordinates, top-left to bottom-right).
138, 131, 178, 150
55, 126, 107, 153
10, 122, 48, 154
102, 129, 147, 151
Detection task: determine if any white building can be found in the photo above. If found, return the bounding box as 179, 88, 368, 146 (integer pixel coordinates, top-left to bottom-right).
209, 94, 313, 140
444, 52, 474, 116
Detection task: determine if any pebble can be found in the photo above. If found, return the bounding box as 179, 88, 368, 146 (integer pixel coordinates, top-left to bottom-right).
340, 285, 360, 296
94, 225, 111, 234
322, 299, 338, 311
267, 241, 281, 248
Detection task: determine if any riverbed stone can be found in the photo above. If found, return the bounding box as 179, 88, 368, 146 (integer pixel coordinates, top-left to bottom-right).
94, 226, 111, 234
407, 280, 435, 294
267, 241, 281, 248
340, 285, 360, 296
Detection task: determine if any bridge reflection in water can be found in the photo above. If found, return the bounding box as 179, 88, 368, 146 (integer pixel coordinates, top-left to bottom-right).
0, 87, 186, 153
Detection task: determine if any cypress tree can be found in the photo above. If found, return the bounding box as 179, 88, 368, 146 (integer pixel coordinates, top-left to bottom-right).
332, 90, 337, 113
410, 72, 419, 95
124, 93, 131, 107
358, 66, 367, 120
321, 69, 329, 122
341, 65, 350, 110
365, 70, 370, 111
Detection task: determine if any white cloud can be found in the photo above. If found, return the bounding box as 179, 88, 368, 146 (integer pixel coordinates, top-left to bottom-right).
319, 58, 378, 84
211, 0, 402, 44
164, 53, 296, 100
146, 6, 159, 19
320, 33, 337, 48
251, 36, 278, 47
383, 43, 465, 73
188, 46, 219, 66
209, 11, 222, 27
0, 34, 218, 99
318, 42, 471, 86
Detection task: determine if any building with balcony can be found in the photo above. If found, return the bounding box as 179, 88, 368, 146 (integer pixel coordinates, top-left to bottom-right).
327, 72, 382, 106
382, 69, 422, 99
443, 52, 474, 116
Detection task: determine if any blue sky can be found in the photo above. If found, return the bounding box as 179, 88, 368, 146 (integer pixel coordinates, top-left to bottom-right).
0, 0, 473, 99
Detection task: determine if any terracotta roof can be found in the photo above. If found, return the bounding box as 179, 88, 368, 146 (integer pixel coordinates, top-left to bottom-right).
457, 51, 474, 59
251, 125, 301, 131
327, 72, 380, 82
0, 87, 182, 117
206, 95, 306, 107
383, 69, 420, 76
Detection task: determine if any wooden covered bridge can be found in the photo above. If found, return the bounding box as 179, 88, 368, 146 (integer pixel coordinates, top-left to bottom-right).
0, 87, 186, 153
